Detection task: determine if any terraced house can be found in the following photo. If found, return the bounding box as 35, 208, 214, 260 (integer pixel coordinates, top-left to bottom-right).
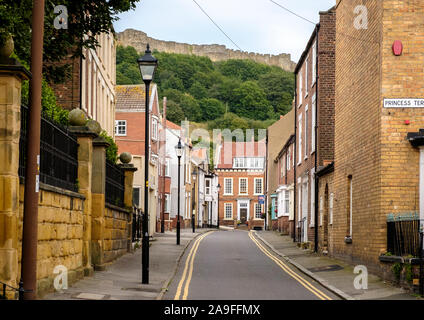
294, 6, 335, 248
216, 139, 266, 230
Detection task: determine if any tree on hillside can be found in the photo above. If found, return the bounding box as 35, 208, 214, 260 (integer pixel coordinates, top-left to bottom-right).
231, 81, 274, 120
199, 98, 225, 121
259, 71, 294, 115
179, 94, 201, 122
0, 0, 140, 83
165, 100, 185, 124
217, 59, 272, 82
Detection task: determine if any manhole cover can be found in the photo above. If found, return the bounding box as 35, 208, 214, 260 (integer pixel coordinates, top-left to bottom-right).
307, 265, 343, 273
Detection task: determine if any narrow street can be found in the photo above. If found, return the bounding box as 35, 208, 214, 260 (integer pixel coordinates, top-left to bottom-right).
164, 230, 339, 300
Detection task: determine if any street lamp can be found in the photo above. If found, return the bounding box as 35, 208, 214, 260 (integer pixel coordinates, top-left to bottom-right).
175, 138, 184, 245
191, 168, 197, 233
217, 183, 221, 229
137, 44, 158, 284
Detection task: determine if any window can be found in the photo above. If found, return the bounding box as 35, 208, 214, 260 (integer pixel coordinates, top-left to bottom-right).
311, 95, 316, 153
205, 179, 211, 196
233, 157, 264, 169
284, 190, 290, 215
298, 115, 302, 165
298, 72, 303, 106
287, 148, 291, 171
298, 182, 302, 222
224, 203, 233, 219
224, 178, 233, 195
305, 57, 309, 97
165, 159, 170, 177
152, 118, 158, 140
239, 178, 248, 195
255, 203, 262, 219
312, 41, 317, 83
164, 194, 170, 213
305, 105, 308, 159
115, 120, 126, 136
319, 196, 323, 226
254, 178, 263, 195
281, 156, 285, 178
329, 193, 334, 225
133, 187, 140, 207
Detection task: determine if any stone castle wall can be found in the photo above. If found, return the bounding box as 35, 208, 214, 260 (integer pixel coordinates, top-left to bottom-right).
117, 29, 296, 72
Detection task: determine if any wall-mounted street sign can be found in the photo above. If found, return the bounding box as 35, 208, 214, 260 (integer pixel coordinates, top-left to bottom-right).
383, 98, 424, 108
258, 195, 265, 204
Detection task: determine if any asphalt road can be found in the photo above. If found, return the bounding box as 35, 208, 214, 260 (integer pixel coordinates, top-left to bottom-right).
164, 230, 339, 300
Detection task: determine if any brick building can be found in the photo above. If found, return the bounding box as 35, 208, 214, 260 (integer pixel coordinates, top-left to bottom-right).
330, 0, 424, 275
216, 139, 266, 229
51, 32, 116, 136
266, 108, 295, 234
115, 84, 162, 235
294, 7, 336, 247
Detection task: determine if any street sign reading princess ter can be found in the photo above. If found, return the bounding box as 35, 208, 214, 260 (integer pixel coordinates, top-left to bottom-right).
384, 98, 424, 108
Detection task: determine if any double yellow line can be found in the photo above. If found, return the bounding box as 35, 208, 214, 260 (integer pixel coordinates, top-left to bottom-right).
174, 231, 213, 300
248, 231, 332, 300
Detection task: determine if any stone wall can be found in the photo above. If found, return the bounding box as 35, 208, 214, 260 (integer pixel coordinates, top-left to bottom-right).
117, 29, 296, 72
17, 184, 86, 297
103, 205, 131, 264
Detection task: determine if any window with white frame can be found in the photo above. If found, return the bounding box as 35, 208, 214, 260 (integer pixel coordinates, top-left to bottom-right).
298, 71, 303, 106
284, 190, 290, 215
164, 194, 170, 213
329, 193, 334, 225
312, 41, 317, 83
239, 178, 248, 195
224, 203, 233, 219
319, 196, 323, 226
224, 178, 233, 195
115, 120, 126, 136
233, 157, 264, 169
133, 187, 140, 207
311, 95, 316, 153
298, 114, 302, 165
281, 156, 285, 178
255, 203, 262, 219
254, 178, 263, 195
287, 147, 291, 171
165, 159, 170, 177
205, 179, 211, 196
305, 105, 308, 159
152, 118, 158, 140
305, 57, 309, 97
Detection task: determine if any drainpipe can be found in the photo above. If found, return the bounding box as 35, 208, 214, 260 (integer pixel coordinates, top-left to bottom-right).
314, 26, 320, 253
265, 130, 269, 230
293, 73, 298, 242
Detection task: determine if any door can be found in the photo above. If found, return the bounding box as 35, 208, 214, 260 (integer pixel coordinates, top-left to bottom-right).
240, 208, 248, 224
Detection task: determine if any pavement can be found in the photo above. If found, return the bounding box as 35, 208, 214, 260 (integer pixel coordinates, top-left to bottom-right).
164, 229, 339, 300
254, 230, 420, 300
45, 228, 214, 300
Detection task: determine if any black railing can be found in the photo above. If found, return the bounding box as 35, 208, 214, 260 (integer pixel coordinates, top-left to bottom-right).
387, 213, 421, 257
105, 160, 125, 207
19, 105, 79, 192
0, 280, 27, 300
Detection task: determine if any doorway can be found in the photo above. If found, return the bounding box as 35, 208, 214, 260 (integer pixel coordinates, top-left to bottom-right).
238, 200, 249, 225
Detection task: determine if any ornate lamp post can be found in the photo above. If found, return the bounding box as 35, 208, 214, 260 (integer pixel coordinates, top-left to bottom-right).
137, 44, 158, 284
217, 183, 221, 228
175, 139, 183, 245
191, 168, 197, 233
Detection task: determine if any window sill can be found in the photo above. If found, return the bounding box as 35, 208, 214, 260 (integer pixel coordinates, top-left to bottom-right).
224, 218, 233, 221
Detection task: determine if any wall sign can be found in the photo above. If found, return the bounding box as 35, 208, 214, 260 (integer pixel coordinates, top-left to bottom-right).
383, 98, 424, 108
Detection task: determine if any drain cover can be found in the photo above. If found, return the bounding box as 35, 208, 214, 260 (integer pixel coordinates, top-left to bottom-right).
307, 265, 343, 273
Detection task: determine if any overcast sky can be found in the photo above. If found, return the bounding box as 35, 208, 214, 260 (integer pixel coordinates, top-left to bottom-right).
113, 0, 336, 62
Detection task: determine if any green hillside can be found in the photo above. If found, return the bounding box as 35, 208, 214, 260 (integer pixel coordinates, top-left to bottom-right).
116, 45, 294, 132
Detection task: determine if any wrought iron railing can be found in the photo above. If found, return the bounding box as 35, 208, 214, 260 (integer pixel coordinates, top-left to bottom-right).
0, 280, 27, 300
105, 159, 125, 207
387, 213, 421, 257
19, 105, 79, 192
